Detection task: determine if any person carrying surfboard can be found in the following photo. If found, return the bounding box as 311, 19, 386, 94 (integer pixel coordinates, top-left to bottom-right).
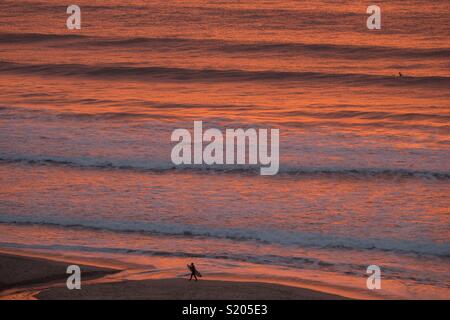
187, 262, 201, 281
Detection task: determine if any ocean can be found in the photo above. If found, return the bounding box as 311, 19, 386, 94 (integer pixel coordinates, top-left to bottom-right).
0, 0, 449, 299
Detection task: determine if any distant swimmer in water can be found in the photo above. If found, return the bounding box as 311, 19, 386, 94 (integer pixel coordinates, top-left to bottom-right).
398, 72, 403, 77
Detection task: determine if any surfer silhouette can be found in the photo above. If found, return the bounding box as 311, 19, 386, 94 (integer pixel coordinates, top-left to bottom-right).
398, 72, 403, 77
187, 262, 201, 281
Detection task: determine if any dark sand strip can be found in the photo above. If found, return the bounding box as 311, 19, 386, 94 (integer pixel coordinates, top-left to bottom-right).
0, 253, 118, 292
0, 252, 347, 299
37, 278, 347, 300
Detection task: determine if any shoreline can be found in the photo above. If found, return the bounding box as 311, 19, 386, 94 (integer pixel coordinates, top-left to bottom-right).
0, 251, 120, 294
0, 250, 349, 300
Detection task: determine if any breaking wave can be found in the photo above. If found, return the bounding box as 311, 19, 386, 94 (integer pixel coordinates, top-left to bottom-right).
0, 215, 448, 257
0, 156, 449, 179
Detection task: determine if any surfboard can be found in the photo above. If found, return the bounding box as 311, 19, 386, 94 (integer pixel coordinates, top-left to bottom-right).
187, 264, 202, 277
